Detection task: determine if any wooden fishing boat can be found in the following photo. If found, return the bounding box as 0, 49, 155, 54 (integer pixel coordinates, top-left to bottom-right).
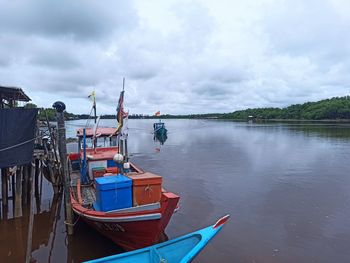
69, 163, 179, 251
68, 86, 180, 251
153, 121, 167, 136
84, 214, 230, 263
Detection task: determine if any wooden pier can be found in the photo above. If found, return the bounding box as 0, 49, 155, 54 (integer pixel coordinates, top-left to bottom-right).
1, 86, 72, 262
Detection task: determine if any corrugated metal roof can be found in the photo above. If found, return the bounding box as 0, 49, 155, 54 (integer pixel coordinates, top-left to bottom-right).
76, 127, 117, 137
0, 86, 31, 102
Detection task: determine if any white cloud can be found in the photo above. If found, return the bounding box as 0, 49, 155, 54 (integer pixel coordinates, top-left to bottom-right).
0, 0, 349, 114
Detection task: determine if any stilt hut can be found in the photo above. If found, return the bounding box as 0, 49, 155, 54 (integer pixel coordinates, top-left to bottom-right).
0, 86, 31, 108
0, 85, 36, 210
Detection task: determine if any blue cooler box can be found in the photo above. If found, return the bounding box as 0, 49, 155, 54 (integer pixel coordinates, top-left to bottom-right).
107, 159, 117, 167
94, 174, 132, 212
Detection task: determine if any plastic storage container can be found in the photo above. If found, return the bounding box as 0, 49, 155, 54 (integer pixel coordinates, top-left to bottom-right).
127, 172, 162, 206
107, 159, 117, 167
88, 160, 107, 180
92, 167, 106, 178
94, 174, 132, 212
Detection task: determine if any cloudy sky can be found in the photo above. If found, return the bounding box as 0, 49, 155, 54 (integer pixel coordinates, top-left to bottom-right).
0, 0, 349, 115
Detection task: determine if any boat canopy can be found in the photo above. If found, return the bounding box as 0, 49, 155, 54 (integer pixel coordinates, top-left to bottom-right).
76, 127, 117, 138
153, 122, 165, 129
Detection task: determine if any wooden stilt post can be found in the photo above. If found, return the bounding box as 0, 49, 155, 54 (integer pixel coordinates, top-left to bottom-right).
22, 165, 29, 205
11, 170, 15, 192
1, 168, 8, 207
53, 101, 74, 235
34, 158, 41, 214
15, 166, 23, 218
39, 161, 43, 198
11, 171, 15, 218
25, 163, 35, 263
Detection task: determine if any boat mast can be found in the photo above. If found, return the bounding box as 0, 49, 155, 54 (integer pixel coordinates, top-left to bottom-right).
93, 90, 97, 124
93, 91, 97, 149
118, 78, 129, 170
121, 77, 126, 160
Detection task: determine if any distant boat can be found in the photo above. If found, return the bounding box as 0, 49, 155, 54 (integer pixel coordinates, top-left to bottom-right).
84, 214, 230, 263
153, 120, 167, 136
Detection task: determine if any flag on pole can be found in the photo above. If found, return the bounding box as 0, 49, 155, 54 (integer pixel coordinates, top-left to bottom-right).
114, 90, 128, 135
88, 90, 96, 107
155, 111, 160, 116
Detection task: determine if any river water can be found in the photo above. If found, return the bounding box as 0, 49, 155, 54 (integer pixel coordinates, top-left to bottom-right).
1, 119, 350, 262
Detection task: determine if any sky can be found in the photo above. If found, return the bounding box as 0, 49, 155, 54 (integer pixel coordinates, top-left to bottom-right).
0, 0, 350, 115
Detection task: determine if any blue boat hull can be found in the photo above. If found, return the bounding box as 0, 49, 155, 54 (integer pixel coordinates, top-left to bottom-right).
154, 127, 167, 136
85, 215, 229, 263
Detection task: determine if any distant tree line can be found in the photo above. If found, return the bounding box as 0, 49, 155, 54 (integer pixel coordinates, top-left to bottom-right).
24, 96, 350, 121
222, 96, 350, 120
24, 103, 80, 121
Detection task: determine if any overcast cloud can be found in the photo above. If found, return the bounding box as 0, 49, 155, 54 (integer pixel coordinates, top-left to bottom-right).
0, 0, 349, 114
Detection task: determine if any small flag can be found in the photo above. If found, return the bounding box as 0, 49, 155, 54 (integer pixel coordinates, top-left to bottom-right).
155, 111, 160, 116
113, 90, 128, 135
88, 90, 96, 107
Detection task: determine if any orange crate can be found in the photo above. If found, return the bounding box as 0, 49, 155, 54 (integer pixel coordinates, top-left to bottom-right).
128, 172, 162, 206
93, 169, 106, 178
105, 167, 119, 174
128, 173, 163, 206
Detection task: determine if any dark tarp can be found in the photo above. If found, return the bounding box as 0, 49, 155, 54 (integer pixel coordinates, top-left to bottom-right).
0, 108, 38, 168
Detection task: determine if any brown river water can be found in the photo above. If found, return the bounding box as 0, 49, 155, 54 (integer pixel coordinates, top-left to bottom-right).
1, 119, 350, 263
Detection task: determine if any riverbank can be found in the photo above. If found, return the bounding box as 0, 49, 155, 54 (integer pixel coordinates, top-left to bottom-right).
225, 118, 350, 123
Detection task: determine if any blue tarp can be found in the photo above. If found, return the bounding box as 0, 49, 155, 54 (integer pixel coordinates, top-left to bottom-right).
0, 108, 38, 168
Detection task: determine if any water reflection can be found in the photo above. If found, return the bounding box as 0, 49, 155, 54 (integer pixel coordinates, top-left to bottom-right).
153, 132, 168, 145
242, 121, 350, 140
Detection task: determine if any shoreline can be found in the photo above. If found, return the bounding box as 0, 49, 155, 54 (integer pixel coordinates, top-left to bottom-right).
63, 117, 350, 123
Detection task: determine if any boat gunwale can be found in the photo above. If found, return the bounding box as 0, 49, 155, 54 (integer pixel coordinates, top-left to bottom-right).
69, 183, 181, 219
72, 207, 162, 222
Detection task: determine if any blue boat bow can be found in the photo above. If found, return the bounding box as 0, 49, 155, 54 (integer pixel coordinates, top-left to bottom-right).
85, 214, 230, 263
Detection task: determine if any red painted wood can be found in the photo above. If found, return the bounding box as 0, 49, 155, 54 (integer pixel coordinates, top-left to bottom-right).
213, 214, 230, 229
80, 147, 118, 161
70, 190, 180, 251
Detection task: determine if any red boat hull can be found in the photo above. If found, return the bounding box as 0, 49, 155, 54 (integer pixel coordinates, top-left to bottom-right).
84, 218, 164, 250
71, 191, 179, 251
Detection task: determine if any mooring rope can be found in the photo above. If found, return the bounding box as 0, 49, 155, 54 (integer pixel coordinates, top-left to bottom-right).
0, 135, 44, 152
84, 106, 94, 129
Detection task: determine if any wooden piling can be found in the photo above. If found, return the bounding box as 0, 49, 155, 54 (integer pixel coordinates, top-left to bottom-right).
25, 163, 35, 263
11, 171, 15, 218
34, 158, 41, 214
1, 168, 8, 207
22, 165, 29, 205
54, 102, 74, 235
15, 166, 23, 218
39, 161, 43, 198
